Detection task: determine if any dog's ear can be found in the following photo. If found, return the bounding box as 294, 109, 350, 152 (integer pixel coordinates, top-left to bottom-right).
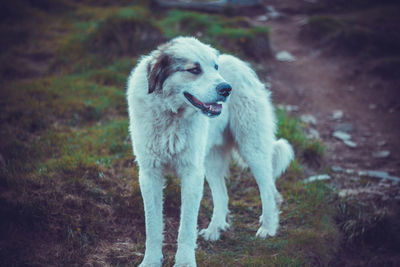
147, 54, 172, 94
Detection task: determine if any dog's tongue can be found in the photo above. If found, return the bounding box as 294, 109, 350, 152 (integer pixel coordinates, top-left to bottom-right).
203, 102, 222, 113
191, 95, 222, 113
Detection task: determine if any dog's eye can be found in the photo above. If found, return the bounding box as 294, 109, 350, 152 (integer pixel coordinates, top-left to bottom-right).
187, 67, 201, 75
214, 64, 218, 70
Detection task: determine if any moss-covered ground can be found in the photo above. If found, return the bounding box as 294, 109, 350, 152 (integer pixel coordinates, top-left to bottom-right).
0, 1, 342, 266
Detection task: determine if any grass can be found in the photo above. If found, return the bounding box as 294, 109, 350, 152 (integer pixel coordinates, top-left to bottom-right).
301, 1, 400, 79
0, 1, 342, 266
158, 9, 271, 59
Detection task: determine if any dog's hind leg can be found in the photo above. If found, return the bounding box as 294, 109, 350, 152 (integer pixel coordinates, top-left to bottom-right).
199, 146, 231, 241
138, 168, 164, 267
229, 97, 281, 238
238, 141, 280, 238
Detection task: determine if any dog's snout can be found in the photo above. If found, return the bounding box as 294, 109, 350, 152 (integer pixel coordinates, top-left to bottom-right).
216, 82, 232, 98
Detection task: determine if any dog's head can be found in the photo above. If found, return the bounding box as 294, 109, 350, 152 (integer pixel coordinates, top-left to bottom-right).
147, 37, 231, 117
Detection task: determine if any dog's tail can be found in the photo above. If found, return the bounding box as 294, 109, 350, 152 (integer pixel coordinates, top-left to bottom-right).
231, 139, 294, 179
272, 139, 294, 180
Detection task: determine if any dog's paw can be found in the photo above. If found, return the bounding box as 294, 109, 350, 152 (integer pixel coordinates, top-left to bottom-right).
256, 214, 279, 238
199, 221, 229, 241
174, 251, 196, 267
173, 262, 196, 267
138, 254, 162, 267
139, 261, 162, 267
255, 225, 277, 238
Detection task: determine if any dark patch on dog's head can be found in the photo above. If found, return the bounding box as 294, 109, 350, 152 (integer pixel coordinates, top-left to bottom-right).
147, 53, 173, 94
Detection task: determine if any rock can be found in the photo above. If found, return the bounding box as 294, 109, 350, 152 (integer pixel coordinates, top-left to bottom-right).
304, 174, 330, 183
334, 122, 354, 133
343, 140, 357, 148
332, 131, 351, 141
358, 170, 400, 182
372, 150, 390, 158
332, 110, 343, 120
331, 166, 343, 172
339, 188, 384, 198
369, 104, 377, 110
377, 140, 386, 147
275, 51, 296, 62
345, 169, 355, 174
306, 128, 320, 139
332, 129, 357, 148
300, 114, 317, 125
256, 14, 269, 22
266, 6, 280, 19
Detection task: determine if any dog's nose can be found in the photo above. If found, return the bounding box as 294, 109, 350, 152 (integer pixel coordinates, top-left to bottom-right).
216, 82, 232, 98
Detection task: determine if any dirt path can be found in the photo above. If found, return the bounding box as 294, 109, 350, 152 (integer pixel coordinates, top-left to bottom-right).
253, 11, 400, 200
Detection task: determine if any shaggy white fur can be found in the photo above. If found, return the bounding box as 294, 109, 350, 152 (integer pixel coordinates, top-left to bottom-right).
127, 37, 294, 267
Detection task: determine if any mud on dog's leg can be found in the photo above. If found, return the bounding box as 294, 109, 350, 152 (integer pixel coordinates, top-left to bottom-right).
174, 167, 205, 267
138, 168, 164, 267
200, 147, 230, 241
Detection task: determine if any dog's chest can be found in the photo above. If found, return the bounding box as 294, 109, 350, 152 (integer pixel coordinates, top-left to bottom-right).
145, 112, 208, 160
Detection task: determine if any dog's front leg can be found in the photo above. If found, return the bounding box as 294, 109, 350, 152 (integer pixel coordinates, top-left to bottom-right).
174, 167, 205, 267
138, 168, 164, 267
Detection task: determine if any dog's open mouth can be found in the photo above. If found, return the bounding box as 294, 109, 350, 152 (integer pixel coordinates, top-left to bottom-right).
184, 92, 222, 117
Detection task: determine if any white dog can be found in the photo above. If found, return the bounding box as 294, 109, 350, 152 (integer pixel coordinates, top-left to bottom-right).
127, 37, 294, 267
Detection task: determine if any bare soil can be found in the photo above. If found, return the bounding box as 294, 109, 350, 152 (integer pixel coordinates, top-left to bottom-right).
257, 9, 400, 183
253, 2, 400, 265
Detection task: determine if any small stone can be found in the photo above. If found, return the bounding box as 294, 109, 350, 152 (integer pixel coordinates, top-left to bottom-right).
331, 166, 343, 172
332, 110, 343, 120
332, 131, 351, 141
304, 174, 330, 183
377, 140, 386, 147
267, 5, 276, 12
256, 15, 269, 22
345, 169, 355, 174
306, 128, 320, 139
369, 104, 377, 110
358, 170, 400, 182
266, 6, 280, 19
339, 188, 384, 198
276, 51, 296, 62
334, 122, 354, 133
344, 140, 357, 148
300, 114, 317, 125
372, 150, 390, 158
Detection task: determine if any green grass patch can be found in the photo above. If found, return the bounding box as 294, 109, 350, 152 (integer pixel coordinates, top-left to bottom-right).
158, 9, 271, 60
277, 109, 324, 166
